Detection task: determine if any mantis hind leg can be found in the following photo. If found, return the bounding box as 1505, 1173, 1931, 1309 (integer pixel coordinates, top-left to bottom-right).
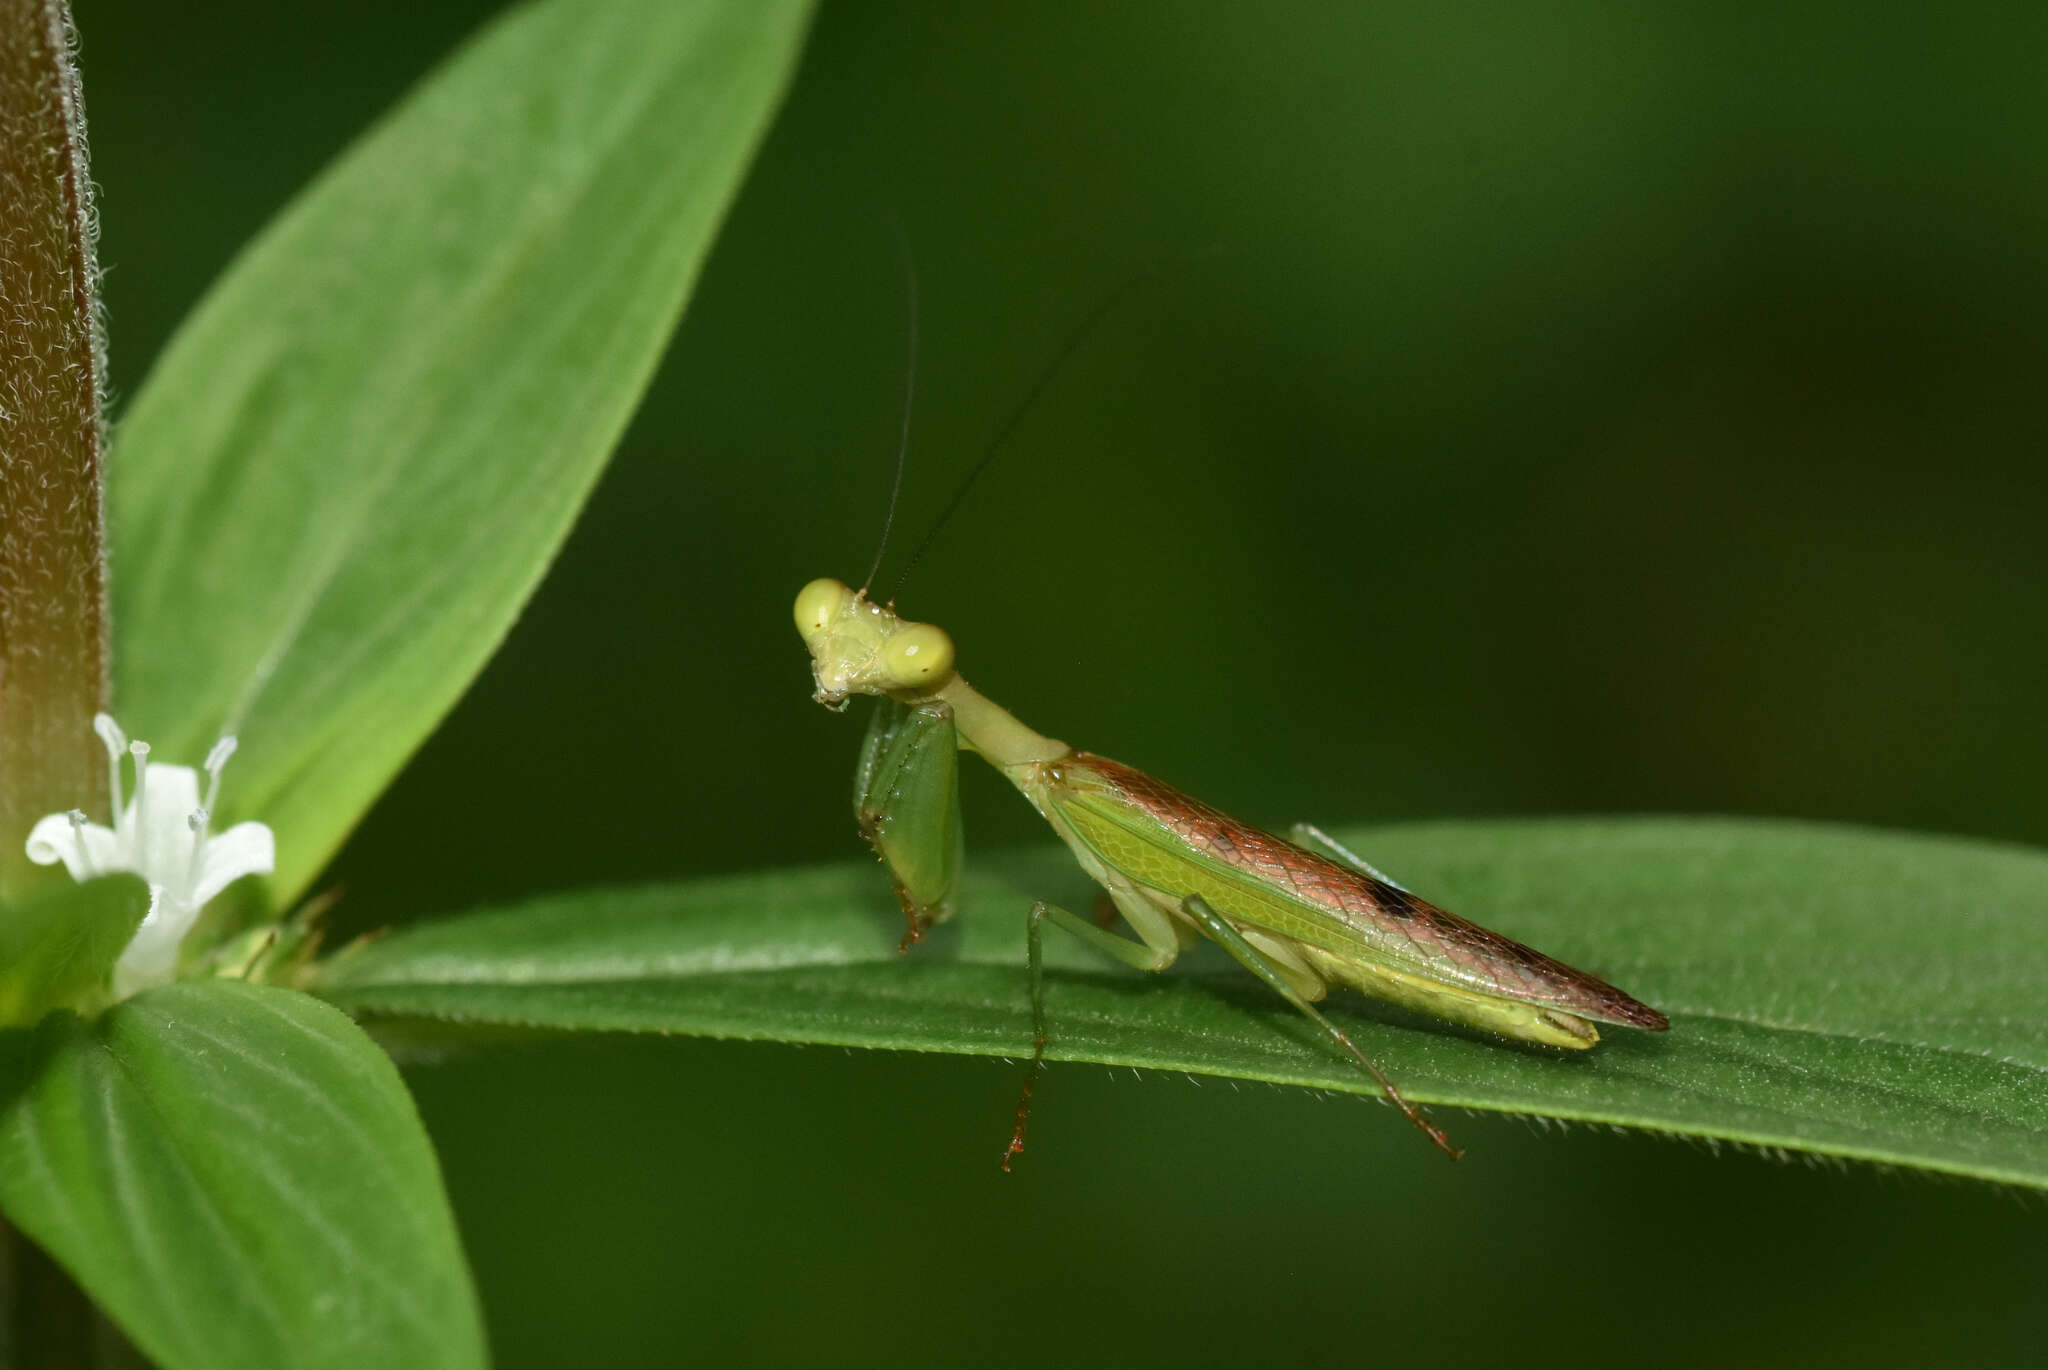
1178, 893, 1463, 1161
1289, 822, 1410, 892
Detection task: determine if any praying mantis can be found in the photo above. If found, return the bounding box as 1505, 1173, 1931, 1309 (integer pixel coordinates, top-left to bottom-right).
795, 575, 1669, 1165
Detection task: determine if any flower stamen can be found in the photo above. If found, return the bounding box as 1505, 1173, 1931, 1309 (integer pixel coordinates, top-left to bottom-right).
67, 809, 93, 877
201, 735, 237, 818
128, 740, 152, 848
94, 713, 127, 831
184, 807, 210, 902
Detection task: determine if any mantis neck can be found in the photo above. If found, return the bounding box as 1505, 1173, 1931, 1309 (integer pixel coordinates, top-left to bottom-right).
929, 676, 1070, 767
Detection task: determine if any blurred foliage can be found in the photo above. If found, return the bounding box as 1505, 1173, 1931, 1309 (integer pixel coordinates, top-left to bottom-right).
82, 1, 2044, 1367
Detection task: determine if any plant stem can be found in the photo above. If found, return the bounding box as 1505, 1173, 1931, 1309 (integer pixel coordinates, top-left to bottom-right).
0, 0, 108, 898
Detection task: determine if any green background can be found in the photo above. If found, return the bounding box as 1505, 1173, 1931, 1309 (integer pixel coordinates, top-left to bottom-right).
80, 2, 2044, 1366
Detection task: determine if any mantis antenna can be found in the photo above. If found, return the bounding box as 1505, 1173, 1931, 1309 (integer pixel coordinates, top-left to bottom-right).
885, 265, 1174, 603
859, 223, 921, 597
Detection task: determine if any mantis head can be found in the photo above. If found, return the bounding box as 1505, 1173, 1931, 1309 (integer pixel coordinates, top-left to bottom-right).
794, 578, 957, 710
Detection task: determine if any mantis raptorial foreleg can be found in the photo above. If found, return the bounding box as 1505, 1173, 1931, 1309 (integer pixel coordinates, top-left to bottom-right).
854, 698, 964, 950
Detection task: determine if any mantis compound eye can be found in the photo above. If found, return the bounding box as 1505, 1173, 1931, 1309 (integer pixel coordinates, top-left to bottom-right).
793, 578, 853, 639
882, 622, 955, 690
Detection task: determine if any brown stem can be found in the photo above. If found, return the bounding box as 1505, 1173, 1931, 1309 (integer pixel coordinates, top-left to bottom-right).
0, 0, 109, 898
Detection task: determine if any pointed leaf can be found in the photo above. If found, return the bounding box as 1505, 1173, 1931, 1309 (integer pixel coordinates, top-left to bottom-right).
110, 0, 814, 899
0, 874, 147, 1026
0, 981, 484, 1370
313, 819, 2048, 1187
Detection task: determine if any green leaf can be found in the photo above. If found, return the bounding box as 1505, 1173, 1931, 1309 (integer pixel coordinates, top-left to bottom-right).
0, 875, 148, 1026
0, 981, 484, 1370
311, 818, 2048, 1188
110, 0, 814, 900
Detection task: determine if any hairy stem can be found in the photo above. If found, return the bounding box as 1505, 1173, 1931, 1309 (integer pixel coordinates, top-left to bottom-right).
0, 0, 108, 898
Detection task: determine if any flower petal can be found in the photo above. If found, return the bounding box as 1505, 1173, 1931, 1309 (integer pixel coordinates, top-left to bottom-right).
25, 813, 120, 880
113, 887, 185, 997
126, 763, 203, 879
190, 822, 276, 908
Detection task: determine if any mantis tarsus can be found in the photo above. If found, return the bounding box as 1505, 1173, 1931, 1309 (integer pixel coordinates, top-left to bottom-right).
795, 577, 1669, 1166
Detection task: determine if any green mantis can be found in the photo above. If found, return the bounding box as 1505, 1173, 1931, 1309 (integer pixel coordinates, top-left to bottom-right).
795, 580, 1668, 1165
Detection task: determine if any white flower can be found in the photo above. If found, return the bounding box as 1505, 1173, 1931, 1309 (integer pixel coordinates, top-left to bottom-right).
25, 713, 275, 997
